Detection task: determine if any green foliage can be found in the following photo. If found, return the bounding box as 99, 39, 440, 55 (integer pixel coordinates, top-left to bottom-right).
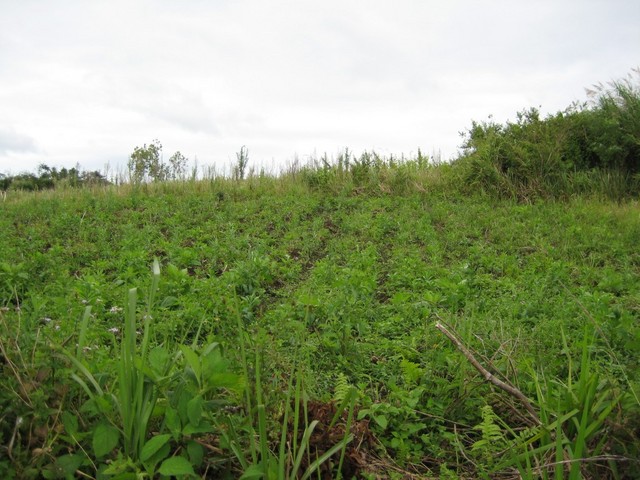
0, 261, 29, 306
168, 151, 189, 180
116, 264, 160, 461
1, 155, 639, 477
127, 140, 191, 184
586, 69, 640, 174
222, 304, 356, 479
470, 405, 507, 473
54, 261, 241, 478
0, 164, 108, 192
529, 329, 622, 479
456, 69, 640, 200
127, 139, 165, 183
297, 148, 444, 196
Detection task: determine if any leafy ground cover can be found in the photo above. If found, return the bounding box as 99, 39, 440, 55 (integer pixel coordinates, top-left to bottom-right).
1, 173, 639, 478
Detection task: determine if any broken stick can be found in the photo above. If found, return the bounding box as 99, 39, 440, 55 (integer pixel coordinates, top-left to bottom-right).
435, 321, 541, 426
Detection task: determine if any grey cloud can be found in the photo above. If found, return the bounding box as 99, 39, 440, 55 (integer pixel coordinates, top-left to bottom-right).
0, 128, 37, 155
94, 74, 219, 135
145, 100, 219, 136
1, 0, 639, 173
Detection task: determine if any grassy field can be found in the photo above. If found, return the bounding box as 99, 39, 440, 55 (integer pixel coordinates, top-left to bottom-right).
1, 166, 639, 479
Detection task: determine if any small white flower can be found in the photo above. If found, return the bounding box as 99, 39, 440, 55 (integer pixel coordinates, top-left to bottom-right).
54, 325, 60, 331
82, 299, 89, 305
42, 317, 52, 323
109, 306, 123, 314
108, 327, 120, 334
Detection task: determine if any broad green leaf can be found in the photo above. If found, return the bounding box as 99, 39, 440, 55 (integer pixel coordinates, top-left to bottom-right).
149, 346, 170, 375
176, 388, 195, 425
187, 440, 204, 467
94, 393, 115, 415
56, 453, 84, 475
93, 423, 120, 458
374, 414, 388, 429
182, 423, 215, 435
61, 411, 78, 436
298, 293, 320, 307
180, 345, 201, 381
109, 474, 138, 480
187, 394, 204, 426
201, 341, 221, 356
202, 348, 226, 378
40, 469, 56, 479
165, 406, 182, 439
143, 443, 171, 469
205, 372, 244, 391
391, 292, 411, 305
140, 434, 172, 463
158, 456, 196, 477
239, 464, 266, 480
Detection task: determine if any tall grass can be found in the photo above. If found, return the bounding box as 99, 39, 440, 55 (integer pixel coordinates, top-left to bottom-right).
222, 297, 356, 479
496, 327, 627, 479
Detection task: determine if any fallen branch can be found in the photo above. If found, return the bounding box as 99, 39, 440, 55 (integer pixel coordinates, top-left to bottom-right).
435, 321, 541, 425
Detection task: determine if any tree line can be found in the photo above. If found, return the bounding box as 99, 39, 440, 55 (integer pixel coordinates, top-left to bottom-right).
0, 140, 191, 191
0, 164, 109, 191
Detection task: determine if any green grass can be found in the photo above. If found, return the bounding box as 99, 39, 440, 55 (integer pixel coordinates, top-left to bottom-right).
1, 165, 639, 478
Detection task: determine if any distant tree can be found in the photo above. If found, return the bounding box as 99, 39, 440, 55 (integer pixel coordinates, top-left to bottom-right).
0, 173, 10, 191
168, 151, 188, 180
128, 139, 166, 183
38, 163, 52, 177
51, 167, 79, 187
10, 173, 40, 191
0, 164, 109, 191
35, 164, 53, 188
81, 170, 109, 186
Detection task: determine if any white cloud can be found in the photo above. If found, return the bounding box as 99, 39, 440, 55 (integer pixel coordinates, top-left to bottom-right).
0, 0, 638, 175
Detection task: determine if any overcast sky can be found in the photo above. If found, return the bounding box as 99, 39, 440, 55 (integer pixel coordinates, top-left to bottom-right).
1, 0, 638, 176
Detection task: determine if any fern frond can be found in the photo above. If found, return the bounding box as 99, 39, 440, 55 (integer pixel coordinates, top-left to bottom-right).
333, 373, 351, 403
472, 405, 505, 452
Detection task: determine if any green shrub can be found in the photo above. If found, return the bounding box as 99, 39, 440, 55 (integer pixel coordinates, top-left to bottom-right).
456, 69, 640, 200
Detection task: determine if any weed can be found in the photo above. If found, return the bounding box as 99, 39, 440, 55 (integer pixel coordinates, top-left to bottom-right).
2, 128, 640, 476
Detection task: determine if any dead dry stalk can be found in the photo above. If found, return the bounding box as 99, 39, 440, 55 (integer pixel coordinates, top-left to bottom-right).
435, 321, 541, 425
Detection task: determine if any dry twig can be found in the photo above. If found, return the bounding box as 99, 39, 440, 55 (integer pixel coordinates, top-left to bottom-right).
435, 321, 541, 425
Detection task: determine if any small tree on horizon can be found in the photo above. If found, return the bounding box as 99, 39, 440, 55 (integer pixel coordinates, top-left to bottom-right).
127, 140, 166, 183
168, 151, 188, 180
